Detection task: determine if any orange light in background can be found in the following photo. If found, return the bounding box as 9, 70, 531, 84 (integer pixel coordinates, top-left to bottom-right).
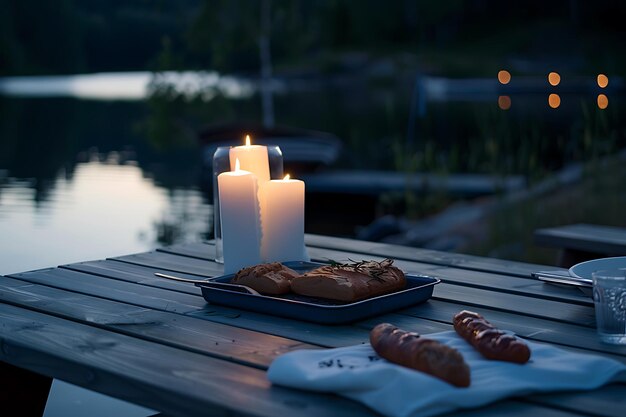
498, 95, 511, 110
597, 74, 609, 88
548, 72, 561, 86
497, 70, 511, 85
597, 94, 608, 109
548, 93, 561, 108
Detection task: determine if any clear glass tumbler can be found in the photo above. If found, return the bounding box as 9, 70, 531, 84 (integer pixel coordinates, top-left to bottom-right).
212, 145, 283, 263
592, 268, 626, 345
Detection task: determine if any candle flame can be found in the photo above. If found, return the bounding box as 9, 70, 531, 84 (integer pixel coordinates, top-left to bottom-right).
245, 134, 251, 146
235, 158, 241, 171
283, 174, 290, 180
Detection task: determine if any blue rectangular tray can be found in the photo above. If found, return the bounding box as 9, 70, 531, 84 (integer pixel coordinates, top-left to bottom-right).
196, 261, 440, 324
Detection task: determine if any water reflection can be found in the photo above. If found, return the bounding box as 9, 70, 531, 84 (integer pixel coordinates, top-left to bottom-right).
598, 94, 609, 109
548, 93, 561, 108
497, 95, 511, 110
0, 160, 211, 275
0, 71, 256, 101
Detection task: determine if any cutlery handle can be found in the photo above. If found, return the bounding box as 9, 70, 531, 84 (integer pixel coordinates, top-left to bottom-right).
531, 270, 592, 287
154, 272, 207, 284
154, 272, 261, 295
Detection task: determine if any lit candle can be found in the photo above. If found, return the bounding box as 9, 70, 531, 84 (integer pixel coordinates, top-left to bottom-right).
218, 158, 262, 274
261, 174, 310, 262
229, 135, 270, 183
229, 135, 271, 246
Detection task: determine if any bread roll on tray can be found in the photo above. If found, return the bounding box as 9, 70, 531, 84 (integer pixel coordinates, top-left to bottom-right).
291, 259, 406, 302
231, 262, 300, 295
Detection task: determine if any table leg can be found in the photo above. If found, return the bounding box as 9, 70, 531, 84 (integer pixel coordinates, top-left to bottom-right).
0, 361, 52, 417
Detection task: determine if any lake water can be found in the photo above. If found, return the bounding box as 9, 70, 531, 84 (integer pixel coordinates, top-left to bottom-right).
0, 94, 215, 276
1, 71, 624, 276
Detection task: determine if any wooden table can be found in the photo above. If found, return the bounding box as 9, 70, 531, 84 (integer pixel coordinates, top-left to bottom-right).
1, 235, 625, 417
534, 223, 626, 268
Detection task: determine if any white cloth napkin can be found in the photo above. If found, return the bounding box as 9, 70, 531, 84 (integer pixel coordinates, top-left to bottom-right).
267, 331, 626, 417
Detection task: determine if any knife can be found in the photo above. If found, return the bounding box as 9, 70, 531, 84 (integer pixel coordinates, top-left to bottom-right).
531, 270, 592, 287
531, 270, 593, 296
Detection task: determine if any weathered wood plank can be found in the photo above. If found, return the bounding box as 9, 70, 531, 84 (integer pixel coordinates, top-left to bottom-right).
157, 241, 216, 261
447, 401, 605, 417
153, 243, 592, 308
110, 251, 224, 277
3, 283, 619, 417
9, 268, 206, 315
72, 256, 595, 331
61, 259, 612, 355
305, 246, 592, 306
1, 301, 593, 417
9, 267, 369, 348
64, 259, 204, 295
426, 265, 592, 306
0, 302, 376, 417
525, 385, 626, 417
157, 242, 591, 308
431, 282, 596, 327
534, 223, 626, 255
5, 265, 624, 417
157, 238, 550, 280
1, 284, 616, 414
0, 276, 315, 369
304, 234, 550, 278
5, 239, 625, 417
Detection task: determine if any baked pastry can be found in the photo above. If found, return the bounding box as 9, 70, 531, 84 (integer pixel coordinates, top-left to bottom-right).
231, 263, 300, 295
453, 310, 531, 364
370, 323, 470, 387
290, 259, 406, 302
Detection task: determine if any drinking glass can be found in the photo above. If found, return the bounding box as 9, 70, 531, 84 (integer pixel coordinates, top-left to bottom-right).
592, 268, 626, 345
212, 145, 283, 263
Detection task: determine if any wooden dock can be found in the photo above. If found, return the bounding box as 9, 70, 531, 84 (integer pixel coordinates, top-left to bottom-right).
301, 170, 526, 197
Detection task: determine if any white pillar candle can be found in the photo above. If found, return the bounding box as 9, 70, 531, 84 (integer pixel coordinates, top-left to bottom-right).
229, 135, 271, 246
218, 159, 262, 274
229, 135, 270, 183
261, 174, 310, 262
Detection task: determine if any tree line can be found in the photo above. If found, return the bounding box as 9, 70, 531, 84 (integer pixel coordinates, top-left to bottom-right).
1, 0, 623, 76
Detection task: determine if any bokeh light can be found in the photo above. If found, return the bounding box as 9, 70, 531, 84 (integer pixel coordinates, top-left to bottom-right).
548, 93, 561, 108
597, 74, 609, 88
597, 94, 608, 109
548, 72, 561, 86
497, 70, 511, 85
498, 95, 511, 110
